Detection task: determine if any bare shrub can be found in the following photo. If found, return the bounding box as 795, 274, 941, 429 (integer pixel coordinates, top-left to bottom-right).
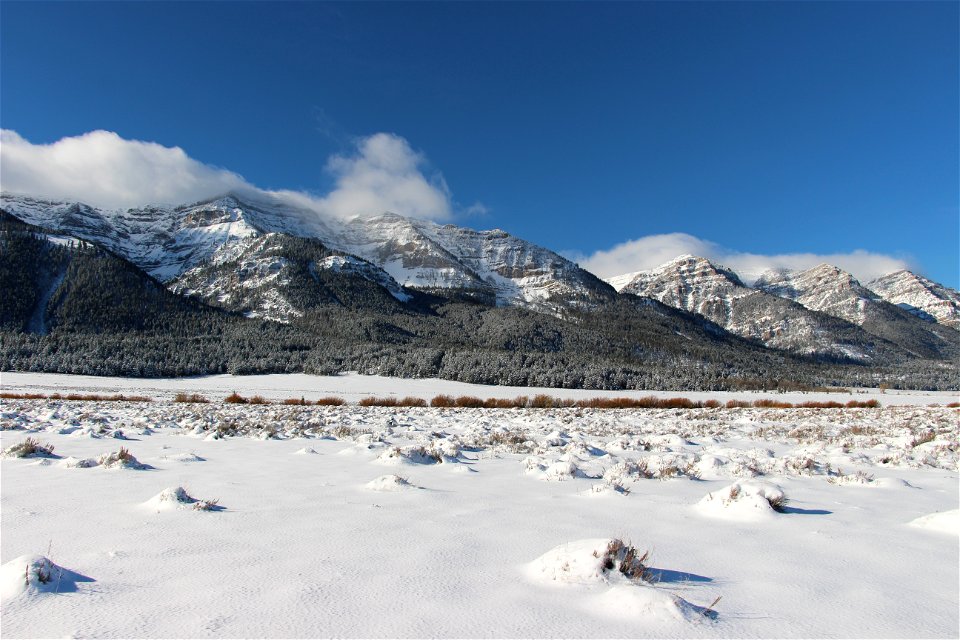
398, 396, 427, 407
174, 392, 209, 403
725, 399, 751, 409
0, 392, 47, 400
282, 397, 307, 406
62, 393, 152, 402
593, 539, 652, 582
454, 396, 484, 408
846, 399, 880, 408
98, 446, 146, 469
316, 396, 346, 406
911, 429, 936, 448
359, 396, 399, 407
767, 492, 789, 512
247, 395, 270, 405
753, 399, 794, 409
430, 394, 456, 407
530, 394, 554, 409
3, 437, 55, 458
193, 498, 220, 511
662, 397, 699, 409
224, 392, 247, 404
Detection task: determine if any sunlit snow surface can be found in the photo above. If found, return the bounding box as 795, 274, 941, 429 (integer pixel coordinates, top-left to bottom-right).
0, 374, 957, 638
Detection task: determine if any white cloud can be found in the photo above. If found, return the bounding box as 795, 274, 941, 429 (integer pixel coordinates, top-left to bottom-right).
0, 129, 459, 221
0, 130, 249, 209
579, 233, 914, 285
309, 133, 452, 220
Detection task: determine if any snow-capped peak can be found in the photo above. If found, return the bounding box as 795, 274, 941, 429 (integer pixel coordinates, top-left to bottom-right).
868, 270, 960, 329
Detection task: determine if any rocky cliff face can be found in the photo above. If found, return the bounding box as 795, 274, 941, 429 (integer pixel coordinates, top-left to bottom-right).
756, 264, 960, 360
616, 256, 900, 362
869, 270, 960, 330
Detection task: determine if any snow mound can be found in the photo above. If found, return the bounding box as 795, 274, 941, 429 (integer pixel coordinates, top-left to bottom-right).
166, 452, 206, 463
58, 456, 99, 468
525, 539, 707, 623
697, 481, 786, 520
365, 474, 416, 492
1, 437, 57, 459
377, 445, 442, 465
827, 471, 875, 486
98, 448, 149, 470
293, 447, 319, 455
0, 555, 92, 600
909, 510, 959, 535
143, 487, 221, 512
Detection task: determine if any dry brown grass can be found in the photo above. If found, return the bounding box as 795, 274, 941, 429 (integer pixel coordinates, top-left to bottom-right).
316, 396, 346, 406
430, 394, 456, 407
0, 392, 47, 400
454, 395, 485, 408
174, 392, 209, 404
752, 399, 794, 409
37, 393, 155, 402
358, 396, 398, 407
224, 392, 247, 404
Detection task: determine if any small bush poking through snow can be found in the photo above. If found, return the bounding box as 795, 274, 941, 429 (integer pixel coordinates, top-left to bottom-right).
224, 392, 247, 404
698, 481, 788, 519
98, 447, 147, 469
146, 487, 220, 511
365, 474, 414, 491
2, 437, 56, 458
828, 469, 875, 486
595, 539, 652, 582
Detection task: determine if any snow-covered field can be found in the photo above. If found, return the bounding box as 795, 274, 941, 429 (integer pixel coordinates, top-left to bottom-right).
1, 376, 958, 637
2, 370, 957, 406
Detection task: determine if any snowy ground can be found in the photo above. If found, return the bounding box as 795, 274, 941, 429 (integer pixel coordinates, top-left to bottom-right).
2, 370, 957, 405
0, 380, 958, 638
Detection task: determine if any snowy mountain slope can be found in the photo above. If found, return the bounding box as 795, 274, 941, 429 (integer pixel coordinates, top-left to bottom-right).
615, 256, 900, 362
330, 213, 615, 310
0, 193, 613, 313
170, 233, 412, 323
0, 211, 224, 336
606, 270, 644, 292
754, 264, 881, 325
755, 264, 960, 360
868, 270, 960, 329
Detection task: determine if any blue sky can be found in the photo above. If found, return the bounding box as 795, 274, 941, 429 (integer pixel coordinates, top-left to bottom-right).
1, 1, 957, 286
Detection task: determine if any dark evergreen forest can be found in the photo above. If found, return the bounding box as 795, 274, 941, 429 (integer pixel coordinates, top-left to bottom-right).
1, 212, 955, 390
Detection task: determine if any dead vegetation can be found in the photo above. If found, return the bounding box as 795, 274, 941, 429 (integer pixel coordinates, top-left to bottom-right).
173, 393, 209, 403
594, 539, 652, 583
2, 437, 56, 458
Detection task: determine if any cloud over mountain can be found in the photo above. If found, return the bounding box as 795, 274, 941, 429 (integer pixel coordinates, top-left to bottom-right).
0, 129, 248, 209
0, 130, 456, 221
578, 233, 913, 285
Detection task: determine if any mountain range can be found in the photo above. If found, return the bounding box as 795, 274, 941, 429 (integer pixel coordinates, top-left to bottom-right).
1, 191, 957, 390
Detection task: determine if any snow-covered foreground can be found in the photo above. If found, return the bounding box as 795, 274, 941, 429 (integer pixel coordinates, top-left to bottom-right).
1, 398, 957, 638
2, 370, 957, 406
